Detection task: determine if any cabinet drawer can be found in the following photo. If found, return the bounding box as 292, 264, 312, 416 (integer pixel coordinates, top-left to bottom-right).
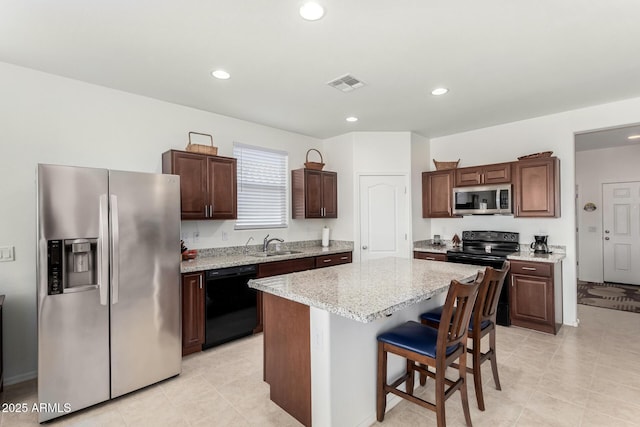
413, 251, 447, 262
315, 252, 352, 268
257, 257, 315, 278
510, 260, 552, 278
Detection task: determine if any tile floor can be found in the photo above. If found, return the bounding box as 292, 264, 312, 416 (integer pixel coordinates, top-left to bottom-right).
1, 304, 640, 426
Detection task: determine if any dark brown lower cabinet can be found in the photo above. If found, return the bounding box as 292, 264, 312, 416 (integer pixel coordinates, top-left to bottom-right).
509, 260, 562, 334
314, 252, 352, 268
0, 295, 4, 392
257, 257, 316, 278
413, 251, 447, 262
182, 272, 205, 356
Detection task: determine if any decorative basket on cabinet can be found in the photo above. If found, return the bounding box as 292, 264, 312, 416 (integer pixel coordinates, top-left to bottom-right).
185, 132, 218, 156
433, 159, 460, 170
304, 149, 325, 170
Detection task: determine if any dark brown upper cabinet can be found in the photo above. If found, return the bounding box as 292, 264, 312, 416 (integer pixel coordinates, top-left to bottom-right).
513, 157, 560, 218
162, 150, 237, 220
422, 170, 456, 218
292, 169, 338, 219
454, 162, 512, 187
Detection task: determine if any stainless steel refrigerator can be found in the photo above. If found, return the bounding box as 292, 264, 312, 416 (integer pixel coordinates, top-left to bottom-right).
36, 164, 182, 422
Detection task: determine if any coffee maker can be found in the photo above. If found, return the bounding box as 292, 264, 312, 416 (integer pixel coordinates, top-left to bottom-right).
530, 235, 550, 254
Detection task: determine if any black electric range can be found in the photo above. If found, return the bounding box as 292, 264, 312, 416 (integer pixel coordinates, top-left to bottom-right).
446, 231, 519, 326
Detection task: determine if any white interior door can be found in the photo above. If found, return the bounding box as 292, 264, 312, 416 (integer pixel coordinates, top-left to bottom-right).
603, 182, 640, 285
359, 175, 409, 262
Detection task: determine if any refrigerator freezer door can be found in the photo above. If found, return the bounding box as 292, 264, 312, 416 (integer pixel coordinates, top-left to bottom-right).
37, 165, 110, 422
108, 170, 182, 398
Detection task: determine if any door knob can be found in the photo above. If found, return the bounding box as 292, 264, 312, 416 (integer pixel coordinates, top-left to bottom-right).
362, 246, 368, 250
605, 230, 610, 234
605, 237, 610, 240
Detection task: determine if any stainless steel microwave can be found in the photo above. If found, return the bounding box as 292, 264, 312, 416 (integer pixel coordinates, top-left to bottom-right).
452, 184, 512, 215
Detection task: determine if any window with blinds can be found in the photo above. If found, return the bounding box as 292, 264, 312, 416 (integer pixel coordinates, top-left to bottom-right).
233, 143, 289, 230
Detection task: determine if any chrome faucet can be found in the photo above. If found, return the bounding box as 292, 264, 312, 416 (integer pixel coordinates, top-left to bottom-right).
263, 234, 284, 252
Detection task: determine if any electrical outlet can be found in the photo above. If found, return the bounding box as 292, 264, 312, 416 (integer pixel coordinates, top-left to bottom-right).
0, 246, 15, 262
193, 231, 200, 243
222, 231, 228, 241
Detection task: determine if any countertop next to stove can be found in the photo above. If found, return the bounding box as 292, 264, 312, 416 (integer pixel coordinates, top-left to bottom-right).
507, 249, 565, 264
413, 240, 566, 264
413, 240, 452, 254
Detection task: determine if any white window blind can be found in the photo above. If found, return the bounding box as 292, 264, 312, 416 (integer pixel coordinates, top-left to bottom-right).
234, 143, 288, 230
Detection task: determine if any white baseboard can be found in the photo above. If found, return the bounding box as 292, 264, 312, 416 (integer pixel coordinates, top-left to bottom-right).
5, 370, 37, 386
355, 393, 403, 427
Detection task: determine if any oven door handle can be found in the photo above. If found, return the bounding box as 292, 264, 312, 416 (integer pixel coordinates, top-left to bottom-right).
448, 254, 502, 264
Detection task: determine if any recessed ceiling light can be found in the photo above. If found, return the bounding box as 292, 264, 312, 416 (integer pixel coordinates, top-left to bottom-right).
211, 70, 230, 80
346, 116, 358, 122
628, 134, 640, 140
431, 87, 449, 96
300, 2, 325, 21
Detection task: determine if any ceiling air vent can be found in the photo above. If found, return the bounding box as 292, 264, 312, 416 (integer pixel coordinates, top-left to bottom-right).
327, 74, 365, 93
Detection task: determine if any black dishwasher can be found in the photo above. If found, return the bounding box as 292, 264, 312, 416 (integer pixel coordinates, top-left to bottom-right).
204, 265, 257, 349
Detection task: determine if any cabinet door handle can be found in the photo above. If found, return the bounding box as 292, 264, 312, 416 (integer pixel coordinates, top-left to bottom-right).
522, 267, 537, 271
323, 259, 332, 263
340, 256, 348, 260
425, 257, 435, 260
204, 206, 208, 217
210, 204, 213, 216
199, 275, 203, 289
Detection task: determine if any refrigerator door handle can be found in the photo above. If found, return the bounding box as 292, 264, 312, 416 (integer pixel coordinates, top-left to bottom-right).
98, 194, 109, 306
110, 194, 120, 305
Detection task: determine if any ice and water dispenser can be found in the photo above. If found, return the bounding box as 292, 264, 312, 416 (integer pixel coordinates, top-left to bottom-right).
47, 238, 98, 295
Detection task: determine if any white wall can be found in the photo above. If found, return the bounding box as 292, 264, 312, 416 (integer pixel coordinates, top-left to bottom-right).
429, 96, 640, 327
575, 144, 640, 282
330, 132, 413, 261
323, 133, 355, 242
0, 62, 322, 383
411, 133, 430, 241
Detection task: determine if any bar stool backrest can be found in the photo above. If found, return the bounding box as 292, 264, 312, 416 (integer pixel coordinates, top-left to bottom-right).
436, 276, 482, 356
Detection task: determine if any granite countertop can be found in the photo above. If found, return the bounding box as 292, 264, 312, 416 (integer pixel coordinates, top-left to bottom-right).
413, 240, 566, 264
507, 251, 566, 264
248, 257, 482, 323
181, 241, 354, 273
413, 244, 453, 254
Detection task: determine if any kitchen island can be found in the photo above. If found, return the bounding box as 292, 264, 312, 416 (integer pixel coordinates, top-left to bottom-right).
248, 257, 482, 427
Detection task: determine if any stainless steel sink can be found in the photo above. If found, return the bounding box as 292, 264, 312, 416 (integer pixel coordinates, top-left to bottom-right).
249, 250, 303, 257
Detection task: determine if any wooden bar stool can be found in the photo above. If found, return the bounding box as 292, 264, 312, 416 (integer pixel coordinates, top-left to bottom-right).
376, 277, 481, 427
420, 262, 510, 411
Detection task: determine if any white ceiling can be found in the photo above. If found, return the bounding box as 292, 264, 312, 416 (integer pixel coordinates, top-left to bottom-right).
2, 1, 640, 140
575, 123, 640, 152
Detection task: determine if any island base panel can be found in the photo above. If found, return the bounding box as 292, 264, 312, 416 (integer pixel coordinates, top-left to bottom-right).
263, 293, 311, 426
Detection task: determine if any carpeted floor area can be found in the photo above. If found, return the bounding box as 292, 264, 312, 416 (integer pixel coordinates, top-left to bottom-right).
577, 280, 640, 313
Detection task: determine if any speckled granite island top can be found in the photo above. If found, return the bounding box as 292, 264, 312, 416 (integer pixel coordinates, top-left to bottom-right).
248, 257, 483, 323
